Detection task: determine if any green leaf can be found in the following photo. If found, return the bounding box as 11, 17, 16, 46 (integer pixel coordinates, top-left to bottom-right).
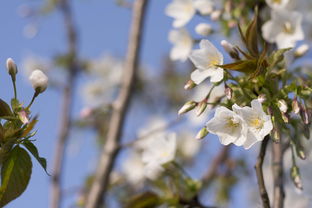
0, 99, 13, 117
268, 48, 292, 68
125, 192, 160, 208
11, 99, 21, 113
0, 146, 32, 207
218, 59, 257, 73
22, 140, 49, 175
245, 7, 259, 57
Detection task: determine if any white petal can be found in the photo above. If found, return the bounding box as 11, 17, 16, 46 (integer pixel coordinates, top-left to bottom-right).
190, 69, 212, 84
209, 68, 224, 82
243, 131, 259, 149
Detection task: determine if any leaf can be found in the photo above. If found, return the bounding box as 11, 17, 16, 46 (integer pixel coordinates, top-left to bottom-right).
10, 99, 21, 113
0, 146, 32, 207
22, 140, 49, 175
0, 99, 13, 117
268, 48, 292, 68
245, 7, 259, 57
218, 59, 257, 73
249, 43, 268, 79
125, 192, 160, 208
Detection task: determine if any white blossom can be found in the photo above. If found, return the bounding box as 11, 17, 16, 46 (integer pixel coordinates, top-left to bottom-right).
189, 39, 224, 84
195, 23, 212, 36
178, 131, 201, 158
141, 133, 177, 179
232, 100, 273, 149
6, 58, 17, 76
193, 0, 214, 15
262, 9, 304, 49
122, 152, 146, 185
265, 0, 290, 10
169, 28, 193, 61
29, 69, 48, 93
206, 106, 248, 147
165, 0, 195, 28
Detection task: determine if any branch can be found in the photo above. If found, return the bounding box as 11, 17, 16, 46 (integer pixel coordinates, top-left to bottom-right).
201, 146, 230, 187
50, 0, 79, 207
272, 140, 285, 208
255, 135, 270, 208
85, 1, 149, 207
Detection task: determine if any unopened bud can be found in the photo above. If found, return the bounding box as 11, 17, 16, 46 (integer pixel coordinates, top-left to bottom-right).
195, 127, 209, 140
196, 101, 207, 116
278, 99, 288, 113
282, 113, 289, 123
221, 40, 239, 59
294, 44, 309, 58
195, 23, 212, 36
211, 10, 221, 21
224, 84, 232, 100
184, 80, 196, 90
271, 124, 280, 143
29, 69, 48, 94
6, 58, 18, 77
257, 94, 266, 103
17, 110, 29, 124
292, 98, 300, 114
290, 166, 303, 190
178, 101, 197, 115
295, 143, 306, 160
299, 104, 310, 125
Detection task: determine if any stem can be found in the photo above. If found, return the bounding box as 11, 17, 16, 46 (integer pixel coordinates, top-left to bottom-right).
50, 0, 78, 207
272, 141, 285, 208
12, 76, 17, 100
255, 135, 271, 208
26, 91, 39, 110
84, 1, 149, 207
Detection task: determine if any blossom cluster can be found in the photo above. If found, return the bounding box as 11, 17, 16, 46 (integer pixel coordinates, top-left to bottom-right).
205, 99, 273, 149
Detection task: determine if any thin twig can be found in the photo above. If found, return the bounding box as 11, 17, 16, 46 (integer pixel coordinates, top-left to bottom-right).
272, 141, 285, 208
50, 0, 78, 207
201, 146, 230, 187
255, 135, 270, 208
85, 1, 149, 207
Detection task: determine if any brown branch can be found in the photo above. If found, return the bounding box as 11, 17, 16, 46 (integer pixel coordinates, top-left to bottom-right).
201, 146, 230, 187
272, 141, 285, 208
84, 1, 149, 207
50, 0, 79, 207
255, 135, 271, 208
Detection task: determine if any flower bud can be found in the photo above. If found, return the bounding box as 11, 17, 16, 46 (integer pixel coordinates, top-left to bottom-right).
196, 101, 207, 116
281, 113, 289, 123
178, 101, 197, 115
29, 69, 48, 94
195, 23, 212, 36
294, 44, 309, 58
257, 94, 266, 103
295, 143, 306, 160
184, 80, 196, 90
195, 127, 209, 140
292, 98, 300, 114
221, 40, 239, 59
277, 99, 288, 113
6, 58, 18, 76
224, 84, 232, 100
299, 104, 310, 125
290, 166, 303, 190
210, 10, 221, 21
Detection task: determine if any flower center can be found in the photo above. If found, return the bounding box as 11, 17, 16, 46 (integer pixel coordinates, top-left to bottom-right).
208, 58, 220, 68
272, 0, 282, 4
250, 117, 264, 130
283, 22, 294, 34
227, 117, 240, 128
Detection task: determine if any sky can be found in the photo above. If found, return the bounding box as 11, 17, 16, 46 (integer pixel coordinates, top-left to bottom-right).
0, 0, 265, 208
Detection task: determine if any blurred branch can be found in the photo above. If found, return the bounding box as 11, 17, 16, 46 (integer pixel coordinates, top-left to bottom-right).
179, 195, 217, 208
50, 0, 79, 207
85, 0, 149, 207
201, 146, 230, 187
255, 136, 270, 208
272, 141, 285, 208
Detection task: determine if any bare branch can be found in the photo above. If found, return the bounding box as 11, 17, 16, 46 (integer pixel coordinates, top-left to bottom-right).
255, 135, 271, 208
272, 141, 285, 208
85, 0, 149, 207
50, 0, 79, 207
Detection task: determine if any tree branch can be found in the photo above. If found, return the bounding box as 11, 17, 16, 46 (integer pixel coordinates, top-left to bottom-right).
255, 135, 271, 208
272, 141, 285, 208
85, 1, 149, 207
50, 0, 79, 207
